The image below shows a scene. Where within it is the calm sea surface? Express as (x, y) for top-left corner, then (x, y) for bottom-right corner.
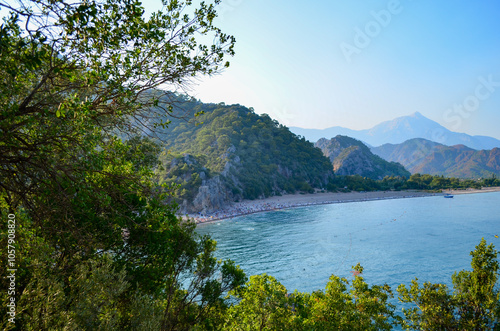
(196, 192), (500, 293)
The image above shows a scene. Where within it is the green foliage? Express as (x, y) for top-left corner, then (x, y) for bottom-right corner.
(325, 173), (495, 193)
(398, 239), (500, 330)
(224, 264), (398, 330)
(480, 174), (500, 188)
(304, 264), (397, 330)
(224, 274), (296, 330)
(0, 206), (164, 330)
(316, 136), (411, 180)
(155, 101), (334, 200)
(405, 173), (483, 190)
(0, 186), (246, 330)
(157, 153), (209, 202)
(451, 239), (500, 330)
(0, 0), (245, 329)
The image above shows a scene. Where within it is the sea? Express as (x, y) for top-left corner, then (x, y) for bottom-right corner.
(196, 191), (500, 293)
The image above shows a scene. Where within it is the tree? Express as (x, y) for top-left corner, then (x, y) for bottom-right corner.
(0, 0), (235, 221)
(224, 274), (296, 330)
(0, 0), (244, 329)
(305, 264), (398, 330)
(451, 238), (500, 329)
(398, 238), (500, 330)
(223, 265), (399, 331)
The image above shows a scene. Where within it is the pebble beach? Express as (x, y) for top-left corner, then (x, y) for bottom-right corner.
(185, 187), (500, 224)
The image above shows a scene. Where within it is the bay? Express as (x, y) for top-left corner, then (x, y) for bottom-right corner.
(196, 191), (500, 293)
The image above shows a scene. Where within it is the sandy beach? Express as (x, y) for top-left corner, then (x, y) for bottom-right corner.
(445, 186), (500, 195)
(187, 187), (500, 224)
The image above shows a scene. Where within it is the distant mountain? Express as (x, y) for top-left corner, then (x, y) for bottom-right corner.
(153, 95), (334, 214)
(315, 136), (410, 180)
(371, 138), (443, 172)
(291, 112), (500, 150)
(372, 138), (500, 178)
(291, 126), (368, 146)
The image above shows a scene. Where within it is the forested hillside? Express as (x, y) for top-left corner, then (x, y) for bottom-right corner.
(315, 136), (410, 180)
(154, 96), (334, 212)
(372, 138), (500, 178)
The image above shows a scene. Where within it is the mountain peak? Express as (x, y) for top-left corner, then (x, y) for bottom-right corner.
(410, 111), (424, 118)
(290, 112), (500, 149)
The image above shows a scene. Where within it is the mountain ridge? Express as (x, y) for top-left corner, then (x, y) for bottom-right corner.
(153, 95), (334, 214)
(290, 112), (500, 150)
(371, 138), (500, 178)
(315, 135), (410, 180)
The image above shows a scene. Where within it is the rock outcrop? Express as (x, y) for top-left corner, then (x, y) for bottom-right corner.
(192, 175), (232, 215)
(315, 135), (410, 179)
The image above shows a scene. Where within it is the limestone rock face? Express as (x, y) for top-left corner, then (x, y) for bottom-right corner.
(192, 176), (231, 215)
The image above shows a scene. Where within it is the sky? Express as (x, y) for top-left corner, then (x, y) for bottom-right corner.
(164, 0), (500, 139)
(3, 1), (500, 138)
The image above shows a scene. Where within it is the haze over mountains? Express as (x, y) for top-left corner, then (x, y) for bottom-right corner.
(290, 112), (500, 150)
(372, 139), (500, 179)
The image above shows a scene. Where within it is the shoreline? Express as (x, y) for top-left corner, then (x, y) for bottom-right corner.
(187, 187), (500, 225)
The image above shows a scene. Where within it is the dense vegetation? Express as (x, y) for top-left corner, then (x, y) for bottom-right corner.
(372, 138), (500, 179)
(327, 173), (500, 192)
(155, 97), (334, 202)
(316, 136), (411, 179)
(1, 1), (499, 330)
(221, 239), (500, 330)
(0, 1), (246, 329)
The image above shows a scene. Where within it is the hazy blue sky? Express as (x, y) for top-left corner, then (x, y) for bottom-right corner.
(159, 0), (499, 139)
(4, 1), (499, 138)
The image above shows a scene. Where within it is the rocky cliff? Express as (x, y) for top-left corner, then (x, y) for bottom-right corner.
(155, 98), (334, 213)
(315, 135), (410, 179)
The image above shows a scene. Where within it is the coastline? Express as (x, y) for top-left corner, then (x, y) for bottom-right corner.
(445, 186), (500, 195)
(187, 187), (500, 225)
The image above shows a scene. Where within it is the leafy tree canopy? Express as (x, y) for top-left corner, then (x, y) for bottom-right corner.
(0, 1), (246, 329)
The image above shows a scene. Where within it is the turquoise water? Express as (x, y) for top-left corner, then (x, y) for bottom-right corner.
(196, 192), (500, 293)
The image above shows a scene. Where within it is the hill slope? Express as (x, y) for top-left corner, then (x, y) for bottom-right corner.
(371, 138), (443, 172)
(372, 138), (500, 178)
(315, 136), (410, 180)
(291, 112), (500, 150)
(154, 96), (334, 213)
